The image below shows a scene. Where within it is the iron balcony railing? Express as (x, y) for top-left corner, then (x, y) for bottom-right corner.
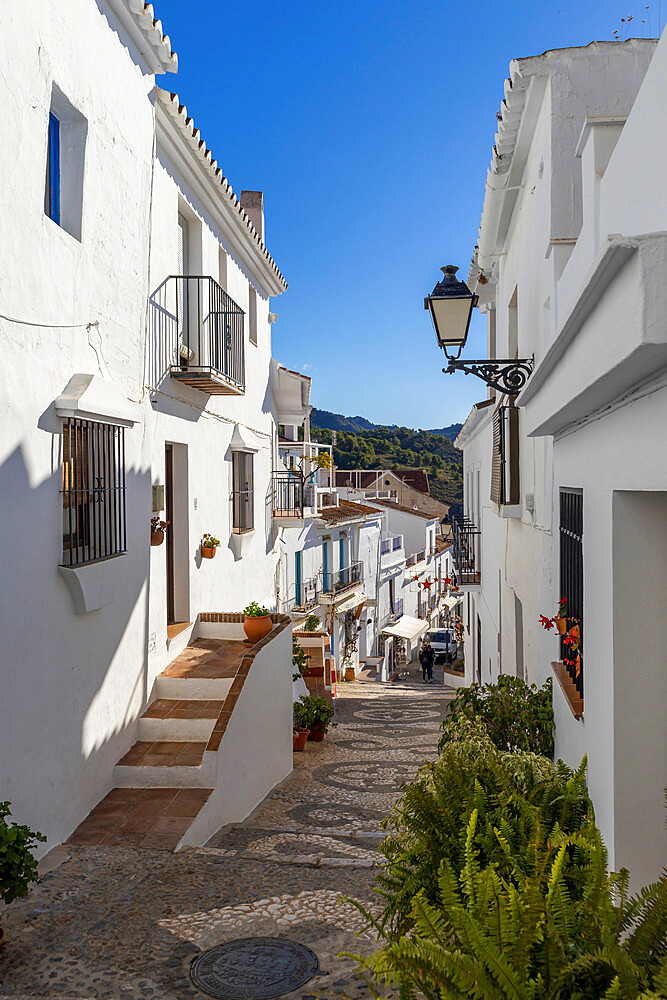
(451, 514), (481, 586)
(168, 275), (245, 392)
(295, 577), (319, 610)
(381, 535), (403, 556)
(321, 560), (363, 596)
(272, 471), (305, 519)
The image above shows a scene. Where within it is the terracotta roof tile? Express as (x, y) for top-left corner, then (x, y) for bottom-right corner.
(317, 499), (381, 524)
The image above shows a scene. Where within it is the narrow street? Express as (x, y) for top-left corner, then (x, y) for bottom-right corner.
(0, 666), (454, 1000)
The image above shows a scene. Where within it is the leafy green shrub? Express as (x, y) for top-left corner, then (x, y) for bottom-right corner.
(292, 636), (310, 681)
(303, 613), (321, 632)
(439, 674), (554, 759)
(243, 601), (270, 617)
(0, 802), (46, 905)
(352, 809), (667, 999)
(369, 720), (591, 937)
(292, 698), (310, 730)
(293, 694), (334, 731)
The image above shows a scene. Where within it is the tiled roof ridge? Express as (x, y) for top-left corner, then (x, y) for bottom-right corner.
(156, 89), (287, 291)
(124, 0), (178, 72)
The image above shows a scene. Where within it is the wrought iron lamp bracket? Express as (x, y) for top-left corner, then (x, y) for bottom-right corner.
(442, 356), (534, 396)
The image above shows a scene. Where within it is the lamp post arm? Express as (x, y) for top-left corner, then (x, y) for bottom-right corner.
(442, 357), (534, 396)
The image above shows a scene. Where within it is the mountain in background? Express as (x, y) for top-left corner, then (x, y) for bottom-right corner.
(310, 407), (462, 441)
(310, 408), (463, 506)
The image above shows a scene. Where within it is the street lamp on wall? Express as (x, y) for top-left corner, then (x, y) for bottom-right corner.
(425, 265), (534, 396)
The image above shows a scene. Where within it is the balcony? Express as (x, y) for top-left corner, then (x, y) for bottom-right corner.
(281, 577), (319, 617)
(451, 514), (481, 588)
(380, 597), (405, 627)
(320, 561), (363, 602)
(406, 549), (427, 568)
(272, 470), (305, 524)
(164, 275), (245, 395)
(380, 534), (404, 568)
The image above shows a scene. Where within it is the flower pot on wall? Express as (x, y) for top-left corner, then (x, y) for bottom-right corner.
(151, 531), (165, 546)
(293, 729), (309, 752)
(201, 546), (216, 560)
(243, 614), (273, 644)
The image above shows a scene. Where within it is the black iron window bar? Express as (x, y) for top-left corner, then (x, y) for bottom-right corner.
(171, 275), (245, 390)
(272, 470), (305, 517)
(559, 489), (584, 698)
(61, 417), (127, 566)
(450, 514), (481, 585)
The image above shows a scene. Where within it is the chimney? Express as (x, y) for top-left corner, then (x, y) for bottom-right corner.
(240, 190), (264, 242)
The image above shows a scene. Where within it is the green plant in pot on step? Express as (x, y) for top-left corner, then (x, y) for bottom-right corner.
(292, 698), (311, 751)
(243, 601), (273, 644)
(303, 613), (321, 633)
(201, 533), (220, 559)
(0, 802), (46, 947)
(295, 694), (335, 742)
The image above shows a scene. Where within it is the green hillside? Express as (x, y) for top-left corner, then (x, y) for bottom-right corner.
(311, 423), (463, 506)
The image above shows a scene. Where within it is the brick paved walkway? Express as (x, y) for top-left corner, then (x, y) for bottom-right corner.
(0, 663), (454, 999)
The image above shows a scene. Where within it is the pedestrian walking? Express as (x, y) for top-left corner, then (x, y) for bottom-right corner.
(419, 639), (434, 683)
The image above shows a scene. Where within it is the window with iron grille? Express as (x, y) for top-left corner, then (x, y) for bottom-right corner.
(559, 489), (583, 698)
(61, 418), (127, 566)
(232, 451), (254, 533)
(491, 405), (520, 505)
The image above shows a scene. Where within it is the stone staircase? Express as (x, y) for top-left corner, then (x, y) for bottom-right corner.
(68, 618), (292, 851)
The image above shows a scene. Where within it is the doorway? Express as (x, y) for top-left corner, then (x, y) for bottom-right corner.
(164, 442), (190, 632)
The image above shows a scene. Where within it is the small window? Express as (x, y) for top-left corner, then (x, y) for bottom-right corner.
(61, 418), (127, 565)
(45, 113), (60, 223)
(232, 450), (254, 533)
(249, 286), (257, 345)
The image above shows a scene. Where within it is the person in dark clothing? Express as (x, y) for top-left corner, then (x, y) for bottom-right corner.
(419, 639), (434, 683)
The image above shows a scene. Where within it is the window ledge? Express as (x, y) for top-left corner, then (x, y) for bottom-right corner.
(499, 504), (522, 519)
(230, 529), (255, 562)
(58, 557), (122, 614)
(551, 661), (583, 720)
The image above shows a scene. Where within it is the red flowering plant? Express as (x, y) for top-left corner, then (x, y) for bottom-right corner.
(538, 599), (581, 676)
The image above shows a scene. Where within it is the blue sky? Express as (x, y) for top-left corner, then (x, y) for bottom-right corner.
(154, 0), (662, 428)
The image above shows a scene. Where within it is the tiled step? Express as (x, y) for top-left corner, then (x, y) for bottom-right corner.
(139, 699), (223, 741)
(113, 740), (215, 788)
(67, 787), (213, 850)
(155, 675), (234, 701)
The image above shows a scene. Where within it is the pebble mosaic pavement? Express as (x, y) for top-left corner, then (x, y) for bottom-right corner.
(0, 662), (455, 999)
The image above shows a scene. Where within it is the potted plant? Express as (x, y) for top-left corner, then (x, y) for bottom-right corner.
(150, 516), (167, 546)
(303, 613), (321, 633)
(201, 533), (220, 559)
(243, 601), (273, 643)
(296, 694), (335, 742)
(0, 802), (46, 947)
(292, 699), (311, 752)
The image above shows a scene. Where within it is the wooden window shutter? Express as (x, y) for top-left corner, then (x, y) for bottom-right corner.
(506, 406), (520, 504)
(490, 408), (502, 504)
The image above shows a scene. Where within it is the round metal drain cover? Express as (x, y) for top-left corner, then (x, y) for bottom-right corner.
(190, 937), (319, 999)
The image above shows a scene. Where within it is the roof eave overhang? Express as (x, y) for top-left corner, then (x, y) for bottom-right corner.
(106, 0), (177, 74)
(155, 91), (287, 298)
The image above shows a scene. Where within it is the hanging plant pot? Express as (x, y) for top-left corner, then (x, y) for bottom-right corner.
(244, 614), (273, 644)
(201, 546), (216, 560)
(151, 531), (165, 547)
(293, 728), (310, 752)
(556, 617), (567, 636)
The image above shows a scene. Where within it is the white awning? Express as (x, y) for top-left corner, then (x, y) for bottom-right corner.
(443, 594), (463, 611)
(333, 588), (366, 614)
(382, 615), (429, 641)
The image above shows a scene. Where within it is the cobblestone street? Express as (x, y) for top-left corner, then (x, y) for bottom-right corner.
(0, 665), (454, 1000)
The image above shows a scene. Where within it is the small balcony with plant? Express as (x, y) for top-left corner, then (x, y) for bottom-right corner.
(150, 275), (245, 395)
(319, 561), (363, 603)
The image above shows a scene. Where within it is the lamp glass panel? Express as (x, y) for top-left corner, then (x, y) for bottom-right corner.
(430, 296), (472, 347)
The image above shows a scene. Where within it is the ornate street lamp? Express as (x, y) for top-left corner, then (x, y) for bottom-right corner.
(425, 265), (534, 396)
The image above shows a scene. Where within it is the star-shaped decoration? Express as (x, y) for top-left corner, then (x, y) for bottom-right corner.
(422, 579), (432, 591)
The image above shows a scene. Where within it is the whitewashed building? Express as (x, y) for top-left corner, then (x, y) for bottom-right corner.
(0, 0), (293, 854)
(453, 36), (666, 886)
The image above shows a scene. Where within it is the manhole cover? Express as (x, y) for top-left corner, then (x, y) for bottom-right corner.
(190, 937), (319, 999)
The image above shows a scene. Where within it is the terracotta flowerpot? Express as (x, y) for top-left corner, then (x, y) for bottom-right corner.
(151, 531), (164, 546)
(243, 614), (273, 644)
(307, 724), (326, 742)
(201, 546), (216, 559)
(293, 728), (309, 752)
(556, 617), (567, 636)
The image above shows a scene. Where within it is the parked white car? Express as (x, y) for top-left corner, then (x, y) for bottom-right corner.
(427, 628), (458, 662)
